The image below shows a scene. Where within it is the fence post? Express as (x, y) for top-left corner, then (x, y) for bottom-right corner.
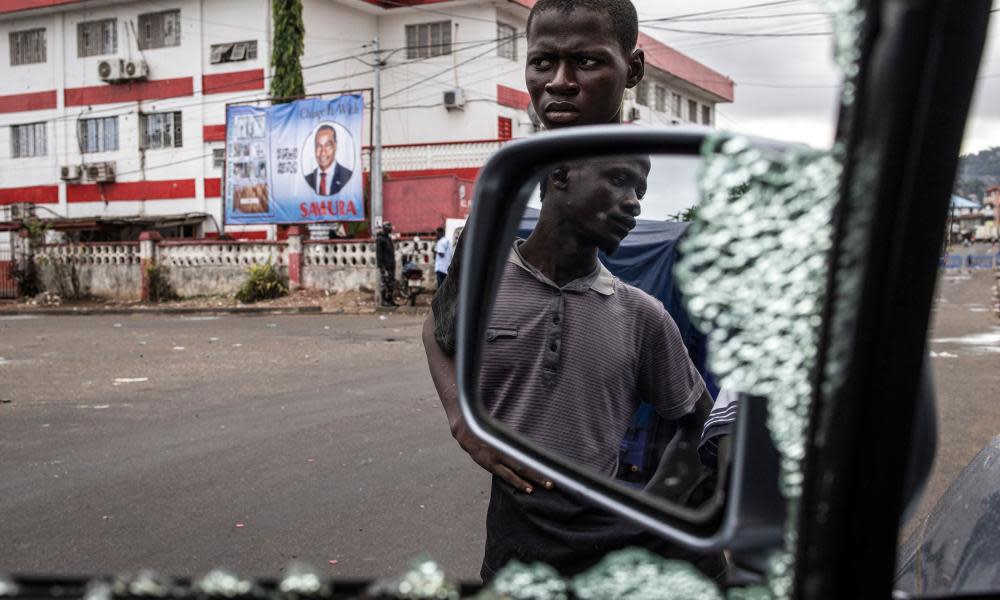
(139, 231), (162, 302)
(287, 226), (304, 291)
(13, 228), (31, 299)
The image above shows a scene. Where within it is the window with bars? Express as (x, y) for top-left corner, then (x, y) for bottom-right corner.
(498, 116), (513, 140)
(671, 93), (682, 118)
(702, 105), (712, 126)
(78, 19), (117, 57)
(210, 40), (258, 64)
(138, 10), (181, 50)
(140, 111), (183, 149)
(79, 117), (119, 154)
(405, 21), (452, 59)
(497, 22), (517, 61)
(10, 28), (46, 65)
(11, 123), (47, 158)
(654, 86), (666, 112)
(635, 81), (649, 106)
(688, 99), (698, 122)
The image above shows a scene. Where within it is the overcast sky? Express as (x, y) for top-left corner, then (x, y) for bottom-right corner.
(633, 0), (1000, 155)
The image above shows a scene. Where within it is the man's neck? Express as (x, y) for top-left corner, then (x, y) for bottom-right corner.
(519, 225), (599, 288)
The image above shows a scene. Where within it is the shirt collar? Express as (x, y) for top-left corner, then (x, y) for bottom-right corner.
(507, 239), (615, 295)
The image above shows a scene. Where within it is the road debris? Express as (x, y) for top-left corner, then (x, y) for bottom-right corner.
(114, 377), (149, 385)
(173, 346), (186, 351)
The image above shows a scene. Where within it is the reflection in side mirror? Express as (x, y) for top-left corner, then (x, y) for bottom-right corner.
(480, 153), (722, 509)
(457, 127), (792, 577)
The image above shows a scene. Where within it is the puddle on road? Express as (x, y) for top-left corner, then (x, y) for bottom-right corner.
(931, 327), (1000, 354)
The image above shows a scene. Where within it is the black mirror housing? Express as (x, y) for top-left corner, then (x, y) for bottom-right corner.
(455, 125), (790, 553)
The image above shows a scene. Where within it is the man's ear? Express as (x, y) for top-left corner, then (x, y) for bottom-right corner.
(626, 48), (645, 89)
(551, 166), (570, 191)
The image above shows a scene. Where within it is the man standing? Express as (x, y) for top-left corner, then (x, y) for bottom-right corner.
(375, 222), (397, 307)
(304, 125), (352, 196)
(422, 0), (719, 580)
(434, 227), (451, 287)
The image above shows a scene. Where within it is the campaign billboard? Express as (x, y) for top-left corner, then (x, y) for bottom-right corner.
(225, 95), (365, 224)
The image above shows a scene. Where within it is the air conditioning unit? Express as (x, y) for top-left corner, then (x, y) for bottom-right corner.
(628, 107), (641, 122)
(123, 59), (149, 80)
(60, 165), (82, 181)
(98, 58), (124, 82)
(9, 203), (35, 220)
(86, 161), (116, 183)
(443, 89), (466, 110)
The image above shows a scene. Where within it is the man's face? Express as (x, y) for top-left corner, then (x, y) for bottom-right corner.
(544, 157), (650, 254)
(526, 8), (643, 130)
(315, 129), (336, 171)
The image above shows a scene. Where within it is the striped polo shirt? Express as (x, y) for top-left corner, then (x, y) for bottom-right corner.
(480, 243), (707, 477)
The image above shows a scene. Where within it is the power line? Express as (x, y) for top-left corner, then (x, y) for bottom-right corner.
(644, 25), (830, 37)
(40, 35), (510, 129)
(669, 12), (830, 21)
(374, 0), (516, 25)
(639, 0), (808, 24)
(382, 39), (507, 99)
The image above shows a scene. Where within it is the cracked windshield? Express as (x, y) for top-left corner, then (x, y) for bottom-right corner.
(1, 0), (997, 596)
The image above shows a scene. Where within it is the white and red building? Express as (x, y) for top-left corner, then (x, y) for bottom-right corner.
(0, 0), (734, 242)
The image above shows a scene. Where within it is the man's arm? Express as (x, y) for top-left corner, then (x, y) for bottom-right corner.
(421, 315), (550, 494)
(643, 389), (714, 502)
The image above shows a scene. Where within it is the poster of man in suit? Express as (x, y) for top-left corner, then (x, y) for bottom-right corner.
(225, 95), (364, 225)
(304, 124), (353, 196)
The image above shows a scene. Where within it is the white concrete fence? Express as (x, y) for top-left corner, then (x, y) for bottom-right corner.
(28, 231), (436, 301)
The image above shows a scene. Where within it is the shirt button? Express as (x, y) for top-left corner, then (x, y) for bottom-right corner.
(549, 340), (559, 352)
(552, 315), (560, 325)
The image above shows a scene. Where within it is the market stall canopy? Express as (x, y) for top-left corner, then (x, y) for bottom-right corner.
(951, 195), (981, 210)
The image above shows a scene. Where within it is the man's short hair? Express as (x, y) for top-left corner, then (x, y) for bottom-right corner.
(316, 124), (337, 143)
(527, 0), (639, 55)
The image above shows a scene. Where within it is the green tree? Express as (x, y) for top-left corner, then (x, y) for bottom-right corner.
(270, 0), (305, 103)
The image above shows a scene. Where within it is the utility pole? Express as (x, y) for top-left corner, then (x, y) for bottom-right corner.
(372, 37), (384, 234)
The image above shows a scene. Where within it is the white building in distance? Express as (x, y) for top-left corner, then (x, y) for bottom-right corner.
(0, 0), (734, 242)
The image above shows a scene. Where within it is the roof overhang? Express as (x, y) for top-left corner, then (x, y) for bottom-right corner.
(637, 32), (735, 103)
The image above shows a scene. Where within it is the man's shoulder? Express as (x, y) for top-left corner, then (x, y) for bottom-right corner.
(610, 279), (667, 316)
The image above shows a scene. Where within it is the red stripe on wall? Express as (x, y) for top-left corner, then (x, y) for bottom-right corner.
(218, 231), (267, 240)
(202, 69), (265, 95)
(67, 179), (196, 203)
(0, 185), (59, 205)
(203, 125), (226, 142)
(0, 0), (83, 14)
(65, 77), (194, 107)
(497, 84), (531, 110)
(0, 90), (57, 114)
(205, 178), (222, 198)
(386, 167), (480, 181)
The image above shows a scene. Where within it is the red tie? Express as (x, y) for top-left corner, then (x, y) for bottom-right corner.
(319, 172), (327, 195)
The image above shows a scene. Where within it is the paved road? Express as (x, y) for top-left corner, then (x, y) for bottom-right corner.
(903, 268), (1000, 539)
(1, 268), (996, 582)
(0, 312), (490, 581)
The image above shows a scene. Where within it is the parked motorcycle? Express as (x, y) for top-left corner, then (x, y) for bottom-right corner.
(394, 254), (424, 307)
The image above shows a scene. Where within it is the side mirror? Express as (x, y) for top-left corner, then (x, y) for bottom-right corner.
(455, 126), (798, 555)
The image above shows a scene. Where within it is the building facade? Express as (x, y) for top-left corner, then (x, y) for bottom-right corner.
(0, 0), (734, 242)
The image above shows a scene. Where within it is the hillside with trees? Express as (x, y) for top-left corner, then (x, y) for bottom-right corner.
(954, 146), (1000, 202)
